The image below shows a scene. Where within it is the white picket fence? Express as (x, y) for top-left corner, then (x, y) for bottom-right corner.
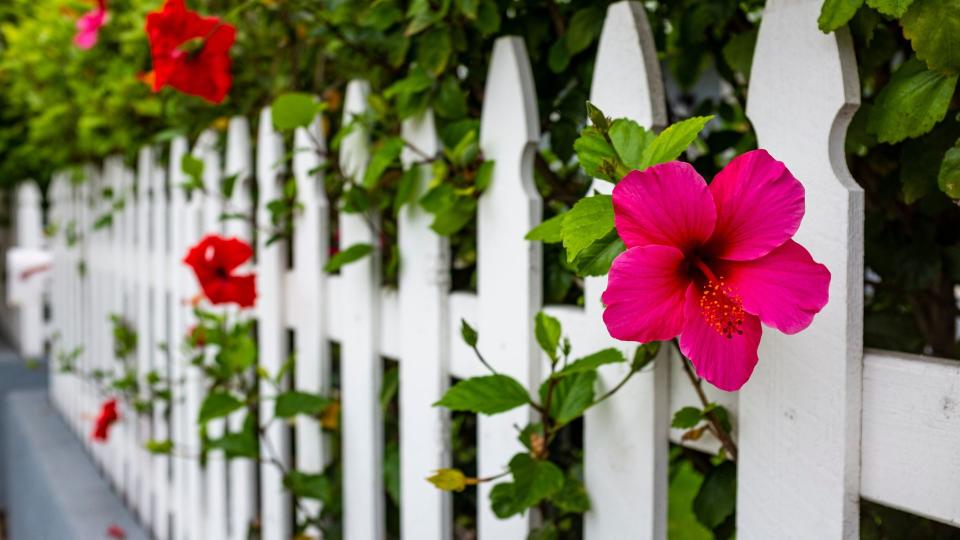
(36, 1), (960, 539)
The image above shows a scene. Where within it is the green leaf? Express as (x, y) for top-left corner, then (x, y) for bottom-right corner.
(938, 144), (960, 198)
(181, 154), (204, 191)
(548, 40), (570, 73)
(207, 417), (258, 459)
(394, 166), (421, 215)
(899, 123), (959, 202)
(275, 390), (331, 418)
(221, 334), (256, 371)
(631, 342), (661, 371)
(475, 0), (501, 35)
(434, 75), (468, 119)
(639, 116), (713, 169)
(609, 119), (654, 170)
(573, 126), (619, 182)
(534, 311), (562, 360)
(693, 461), (737, 529)
(417, 27), (453, 75)
(460, 318), (478, 347)
(429, 196), (476, 236)
(384, 68), (434, 99)
(271, 93), (321, 131)
(490, 482), (525, 518)
(722, 28), (758, 78)
(671, 406), (704, 429)
(145, 439), (173, 454)
(380, 364), (399, 412)
(198, 391), (244, 424)
(866, 0), (915, 17)
(562, 195), (614, 263)
(324, 243), (373, 272)
(550, 473), (591, 513)
(475, 160), (494, 192)
(284, 471), (332, 501)
(565, 6), (604, 54)
(427, 468), (468, 492)
(529, 524), (559, 540)
(384, 441), (401, 505)
(363, 137), (405, 188)
(901, 0), (960, 74)
(570, 228), (625, 277)
(559, 348), (625, 376)
(525, 213), (565, 243)
(543, 370), (597, 425)
(817, 0), (864, 32)
(509, 453), (565, 507)
(434, 374), (530, 414)
(867, 59), (958, 143)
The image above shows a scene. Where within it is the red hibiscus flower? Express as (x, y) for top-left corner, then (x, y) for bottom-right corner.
(183, 235), (257, 308)
(145, 0), (235, 104)
(91, 399), (119, 442)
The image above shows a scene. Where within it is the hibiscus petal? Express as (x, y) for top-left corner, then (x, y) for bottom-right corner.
(715, 240), (830, 335)
(213, 236), (254, 271)
(612, 162), (716, 252)
(680, 283), (762, 392)
(601, 245), (690, 342)
(707, 149), (804, 261)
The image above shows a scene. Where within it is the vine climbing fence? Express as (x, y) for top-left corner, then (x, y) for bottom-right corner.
(26, 0), (960, 539)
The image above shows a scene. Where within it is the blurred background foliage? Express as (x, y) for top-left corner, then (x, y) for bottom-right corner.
(0, 0), (958, 538)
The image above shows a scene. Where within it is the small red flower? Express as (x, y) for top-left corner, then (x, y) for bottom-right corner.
(91, 399), (119, 442)
(145, 0), (235, 104)
(106, 524), (126, 539)
(183, 235), (256, 308)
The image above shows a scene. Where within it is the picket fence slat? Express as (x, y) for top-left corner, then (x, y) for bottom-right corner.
(398, 110), (451, 540)
(861, 350), (960, 526)
(35, 1), (960, 538)
(742, 0), (863, 538)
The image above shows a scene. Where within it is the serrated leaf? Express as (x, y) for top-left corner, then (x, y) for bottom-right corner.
(639, 116), (713, 169)
(866, 0), (915, 17)
(534, 311), (562, 360)
(722, 28), (758, 78)
(559, 348), (625, 376)
(525, 213), (565, 243)
(901, 0), (960, 74)
(693, 461), (737, 529)
(275, 390), (331, 418)
(818, 0), (864, 32)
(550, 474), (591, 513)
(570, 228), (625, 277)
(867, 58), (958, 143)
(324, 243), (373, 272)
(574, 127), (618, 182)
(272, 93), (321, 131)
(562, 195), (614, 263)
(671, 406), (703, 429)
(511, 454), (564, 504)
(434, 374), (530, 414)
(609, 119), (654, 170)
(198, 391), (244, 424)
(541, 370), (597, 426)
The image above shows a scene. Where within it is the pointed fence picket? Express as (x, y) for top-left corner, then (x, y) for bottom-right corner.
(38, 1), (960, 539)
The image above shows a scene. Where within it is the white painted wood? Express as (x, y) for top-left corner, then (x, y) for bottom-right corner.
(339, 79), (385, 540)
(256, 106), (293, 540)
(477, 37), (541, 539)
(135, 148), (155, 525)
(149, 153), (172, 540)
(861, 350), (960, 526)
(224, 116), (257, 540)
(197, 129), (230, 540)
(13, 182), (44, 359)
(741, 1), (862, 538)
(398, 110), (451, 540)
(291, 109), (330, 533)
(582, 4), (670, 539)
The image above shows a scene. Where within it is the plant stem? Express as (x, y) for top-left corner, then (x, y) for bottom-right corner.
(677, 347), (738, 462)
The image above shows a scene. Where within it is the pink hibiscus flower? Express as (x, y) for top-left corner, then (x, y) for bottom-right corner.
(601, 149), (830, 391)
(74, 0), (107, 50)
